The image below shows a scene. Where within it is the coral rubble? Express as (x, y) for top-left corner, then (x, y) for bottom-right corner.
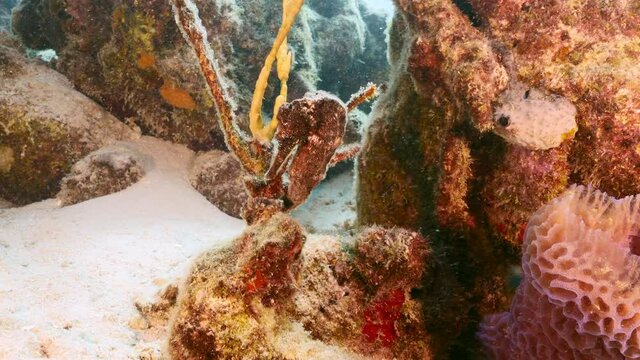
(480, 185), (640, 359)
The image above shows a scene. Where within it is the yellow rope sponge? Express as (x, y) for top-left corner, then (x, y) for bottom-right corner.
(249, 0), (303, 144)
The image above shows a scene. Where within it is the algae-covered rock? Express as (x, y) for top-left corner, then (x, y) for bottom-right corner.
(468, 0), (640, 198)
(189, 150), (249, 218)
(168, 212), (306, 359)
(356, 6), (514, 358)
(169, 210), (434, 359)
(57, 143), (146, 206)
(357, 0), (640, 357)
(11, 0), (388, 151)
(0, 197), (13, 209)
(294, 228), (433, 359)
(0, 36), (134, 205)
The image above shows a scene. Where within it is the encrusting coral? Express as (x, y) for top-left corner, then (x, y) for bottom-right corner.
(479, 185), (640, 359)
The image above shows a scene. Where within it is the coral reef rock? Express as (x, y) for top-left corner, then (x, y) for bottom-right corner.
(189, 150), (248, 218)
(0, 35), (134, 205)
(0, 198), (13, 209)
(294, 227), (433, 359)
(169, 211), (434, 359)
(168, 212), (308, 359)
(357, 4), (515, 356)
(358, 2), (640, 354)
(11, 0), (388, 150)
(482, 144), (570, 245)
(480, 185), (640, 360)
(359, 0), (640, 242)
(468, 0), (640, 215)
(57, 143), (146, 206)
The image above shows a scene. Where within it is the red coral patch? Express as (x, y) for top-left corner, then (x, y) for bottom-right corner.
(362, 288), (405, 347)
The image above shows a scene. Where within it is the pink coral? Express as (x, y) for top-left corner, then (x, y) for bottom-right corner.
(479, 185), (640, 359)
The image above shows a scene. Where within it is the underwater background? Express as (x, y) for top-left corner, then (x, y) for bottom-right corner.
(1, 0), (640, 359)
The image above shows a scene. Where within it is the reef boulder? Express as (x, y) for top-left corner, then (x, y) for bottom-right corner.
(188, 150), (249, 218)
(294, 227), (433, 359)
(359, 0), (640, 242)
(0, 36), (135, 205)
(168, 212), (308, 359)
(56, 143), (146, 206)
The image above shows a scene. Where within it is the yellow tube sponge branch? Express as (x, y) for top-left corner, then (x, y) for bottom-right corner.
(249, 0), (303, 144)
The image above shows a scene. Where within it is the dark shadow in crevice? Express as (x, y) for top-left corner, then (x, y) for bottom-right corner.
(452, 0), (483, 28)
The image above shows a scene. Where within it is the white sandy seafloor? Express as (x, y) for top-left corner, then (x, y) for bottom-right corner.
(0, 137), (356, 359)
